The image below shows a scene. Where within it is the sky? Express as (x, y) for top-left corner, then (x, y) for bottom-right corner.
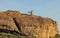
(0, 0), (60, 31)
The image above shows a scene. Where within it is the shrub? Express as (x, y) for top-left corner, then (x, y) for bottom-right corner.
(53, 34), (60, 38)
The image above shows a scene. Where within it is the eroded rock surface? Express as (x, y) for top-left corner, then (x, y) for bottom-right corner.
(0, 10), (58, 38)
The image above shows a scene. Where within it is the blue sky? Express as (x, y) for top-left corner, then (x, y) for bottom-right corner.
(0, 0), (60, 31)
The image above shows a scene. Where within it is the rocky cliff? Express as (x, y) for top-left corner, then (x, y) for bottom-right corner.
(0, 10), (58, 38)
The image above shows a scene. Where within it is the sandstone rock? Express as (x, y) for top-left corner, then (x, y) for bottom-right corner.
(12, 14), (58, 38)
(43, 18), (58, 38)
(0, 13), (19, 32)
(0, 10), (58, 38)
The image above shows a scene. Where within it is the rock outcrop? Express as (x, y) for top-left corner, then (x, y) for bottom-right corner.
(0, 10), (58, 38)
(0, 15), (19, 32)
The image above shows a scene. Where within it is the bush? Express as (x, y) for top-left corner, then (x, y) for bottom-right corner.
(53, 34), (60, 38)
(0, 32), (27, 38)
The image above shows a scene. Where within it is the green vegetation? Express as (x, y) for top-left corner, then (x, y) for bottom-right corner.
(53, 34), (60, 38)
(0, 32), (27, 38)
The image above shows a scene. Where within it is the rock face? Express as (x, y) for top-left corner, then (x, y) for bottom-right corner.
(0, 15), (19, 32)
(0, 10), (58, 38)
